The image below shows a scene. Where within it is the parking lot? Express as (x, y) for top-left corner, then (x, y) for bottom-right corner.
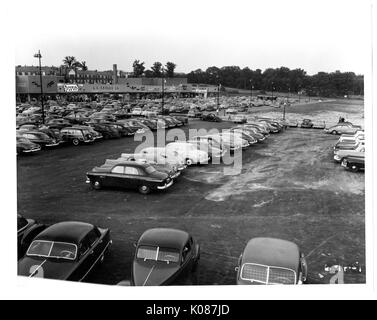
(17, 100), (365, 285)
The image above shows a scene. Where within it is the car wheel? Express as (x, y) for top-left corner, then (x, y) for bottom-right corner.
(186, 158), (193, 166)
(331, 130), (338, 135)
(72, 138), (80, 146)
(351, 165), (359, 172)
(138, 185), (150, 195)
(92, 180), (101, 190)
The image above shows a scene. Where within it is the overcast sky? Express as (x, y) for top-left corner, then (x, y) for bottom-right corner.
(13, 0), (370, 75)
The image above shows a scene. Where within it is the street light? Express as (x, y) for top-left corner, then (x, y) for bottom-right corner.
(271, 82), (274, 100)
(33, 50), (45, 124)
(161, 67), (166, 114)
(217, 80), (220, 110)
(249, 80), (254, 110)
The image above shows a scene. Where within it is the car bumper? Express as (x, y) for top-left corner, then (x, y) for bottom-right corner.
(22, 147), (41, 153)
(334, 155), (341, 162)
(157, 179), (174, 190)
(45, 142), (60, 147)
(177, 165), (187, 171)
(171, 172), (181, 179)
(341, 160), (348, 168)
(84, 139), (95, 143)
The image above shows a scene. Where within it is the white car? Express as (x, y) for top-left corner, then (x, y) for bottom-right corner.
(191, 136), (227, 153)
(338, 131), (365, 143)
(334, 144), (365, 162)
(132, 107), (143, 116)
(219, 132), (249, 149)
(187, 140), (225, 159)
(138, 147), (187, 171)
(165, 142), (210, 165)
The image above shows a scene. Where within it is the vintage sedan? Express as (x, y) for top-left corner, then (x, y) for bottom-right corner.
(334, 144), (365, 162)
(232, 126), (266, 142)
(139, 147), (187, 171)
(18, 214), (46, 259)
(60, 127), (95, 146)
(187, 140), (225, 159)
(235, 237), (308, 285)
(17, 131), (60, 148)
(225, 129), (257, 145)
(165, 142), (210, 165)
(86, 161), (174, 194)
(219, 132), (249, 149)
(201, 113), (222, 122)
(18, 221), (111, 281)
(16, 136), (41, 155)
(130, 228), (200, 286)
(324, 123), (361, 135)
(341, 156), (365, 172)
(301, 119), (314, 128)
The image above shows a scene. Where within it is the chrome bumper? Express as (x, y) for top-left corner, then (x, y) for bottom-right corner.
(157, 179), (174, 190)
(23, 147), (41, 153)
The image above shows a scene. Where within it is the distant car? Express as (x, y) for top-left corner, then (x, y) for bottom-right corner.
(232, 127), (266, 142)
(218, 132), (249, 150)
(333, 144), (365, 162)
(233, 115), (247, 124)
(18, 221), (111, 281)
(17, 214), (46, 260)
(60, 127), (95, 146)
(325, 124), (361, 135)
(16, 136), (41, 155)
(17, 131), (60, 148)
(88, 123), (121, 139)
(130, 228), (200, 286)
(225, 130), (257, 145)
(165, 142), (210, 165)
(188, 110), (202, 118)
(187, 140), (225, 159)
(86, 161), (174, 194)
(46, 119), (72, 130)
(235, 238), (308, 285)
(341, 156), (365, 172)
(170, 115), (188, 125)
(334, 140), (365, 151)
(72, 125), (103, 140)
(201, 113), (222, 122)
(301, 119), (314, 128)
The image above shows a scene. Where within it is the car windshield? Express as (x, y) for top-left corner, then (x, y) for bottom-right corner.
(137, 245), (180, 264)
(240, 263), (296, 285)
(27, 240), (77, 260)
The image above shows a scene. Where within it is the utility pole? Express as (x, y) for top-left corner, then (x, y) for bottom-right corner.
(34, 50), (45, 124)
(249, 80), (253, 110)
(161, 68), (165, 114)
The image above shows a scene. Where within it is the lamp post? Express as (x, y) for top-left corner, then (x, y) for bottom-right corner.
(217, 82), (220, 110)
(34, 50), (45, 124)
(249, 80), (254, 111)
(271, 82), (274, 101)
(161, 67), (165, 114)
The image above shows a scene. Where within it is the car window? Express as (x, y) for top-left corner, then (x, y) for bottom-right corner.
(124, 166), (139, 175)
(111, 166), (124, 174)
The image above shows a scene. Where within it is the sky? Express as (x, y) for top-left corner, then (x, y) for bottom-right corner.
(12, 0), (371, 75)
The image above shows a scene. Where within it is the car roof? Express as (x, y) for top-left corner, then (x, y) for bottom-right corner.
(35, 221), (95, 244)
(138, 228), (190, 250)
(242, 237), (300, 272)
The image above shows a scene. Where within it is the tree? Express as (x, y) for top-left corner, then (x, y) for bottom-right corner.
(165, 62), (176, 77)
(79, 61), (88, 71)
(151, 62), (163, 77)
(132, 60), (145, 77)
(62, 56), (77, 69)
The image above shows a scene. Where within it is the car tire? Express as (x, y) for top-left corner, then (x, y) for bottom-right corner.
(331, 130), (338, 135)
(139, 185), (150, 195)
(186, 158), (193, 166)
(92, 180), (101, 190)
(72, 138), (80, 146)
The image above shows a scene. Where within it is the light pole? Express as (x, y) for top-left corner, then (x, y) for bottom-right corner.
(34, 50), (45, 124)
(249, 80), (254, 110)
(161, 67), (165, 114)
(271, 82), (274, 101)
(217, 81), (220, 110)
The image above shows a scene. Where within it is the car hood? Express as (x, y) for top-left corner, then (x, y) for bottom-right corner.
(149, 170), (169, 180)
(18, 256), (77, 280)
(132, 260), (180, 286)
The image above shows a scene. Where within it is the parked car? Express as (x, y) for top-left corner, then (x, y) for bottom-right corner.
(201, 113), (222, 122)
(16, 136), (41, 155)
(224, 129), (257, 145)
(138, 147), (187, 171)
(233, 115), (247, 124)
(325, 123), (361, 135)
(187, 140), (225, 160)
(72, 125), (103, 140)
(86, 161), (174, 194)
(235, 237), (308, 285)
(129, 228), (200, 286)
(114, 155), (181, 179)
(244, 123), (270, 135)
(301, 119), (314, 128)
(341, 156), (365, 172)
(188, 110), (202, 118)
(17, 214), (46, 260)
(18, 221), (111, 281)
(88, 123), (121, 139)
(60, 127), (95, 146)
(191, 135), (227, 154)
(165, 142), (210, 165)
(17, 131), (60, 148)
(334, 140), (365, 151)
(338, 130), (364, 142)
(218, 132), (249, 150)
(46, 119), (72, 130)
(232, 127), (266, 142)
(170, 115), (188, 125)
(334, 144), (365, 162)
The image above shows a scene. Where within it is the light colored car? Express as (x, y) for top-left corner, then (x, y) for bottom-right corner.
(132, 107), (143, 116)
(325, 124), (361, 135)
(225, 129), (257, 145)
(191, 135), (227, 153)
(187, 140), (225, 159)
(338, 131), (364, 143)
(219, 132), (249, 149)
(334, 144), (365, 162)
(165, 142), (210, 165)
(202, 134), (243, 152)
(138, 147), (187, 171)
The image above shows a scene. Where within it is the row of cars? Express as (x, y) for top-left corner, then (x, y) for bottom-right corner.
(85, 118), (285, 194)
(18, 216), (307, 285)
(333, 129), (365, 172)
(16, 114), (189, 155)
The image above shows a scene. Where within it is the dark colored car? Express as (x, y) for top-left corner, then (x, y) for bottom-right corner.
(170, 115), (188, 125)
(201, 113), (222, 122)
(88, 123), (121, 139)
(18, 221), (112, 281)
(130, 228), (200, 286)
(16, 136), (41, 155)
(301, 119), (314, 128)
(107, 123), (133, 137)
(46, 119), (72, 130)
(17, 214), (46, 260)
(72, 125), (103, 140)
(18, 131), (60, 148)
(341, 156), (365, 172)
(164, 116), (183, 127)
(235, 237), (307, 285)
(86, 161), (174, 194)
(137, 119), (158, 131)
(60, 127), (95, 146)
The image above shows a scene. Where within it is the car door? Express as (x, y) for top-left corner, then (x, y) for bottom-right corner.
(174, 239), (194, 285)
(105, 165), (126, 188)
(122, 165), (141, 189)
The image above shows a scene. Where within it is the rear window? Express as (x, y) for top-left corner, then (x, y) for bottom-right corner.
(137, 245), (180, 264)
(241, 263), (296, 285)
